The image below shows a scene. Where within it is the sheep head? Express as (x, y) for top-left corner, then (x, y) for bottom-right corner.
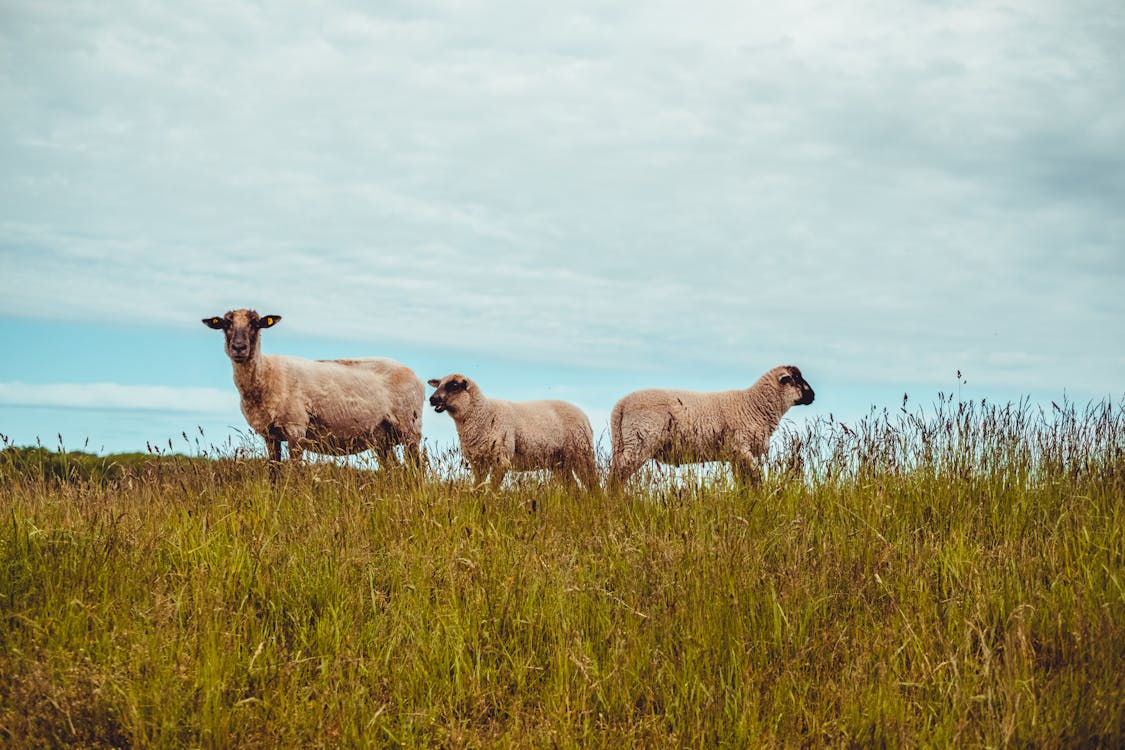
(427, 374), (474, 415)
(774, 365), (815, 406)
(202, 309), (281, 364)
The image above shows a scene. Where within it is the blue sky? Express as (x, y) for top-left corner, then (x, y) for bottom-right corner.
(1, 0), (1122, 456)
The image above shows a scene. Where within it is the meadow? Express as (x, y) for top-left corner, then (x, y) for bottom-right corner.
(1, 395), (1122, 748)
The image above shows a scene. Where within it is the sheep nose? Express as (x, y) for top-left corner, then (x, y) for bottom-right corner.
(428, 395), (440, 406)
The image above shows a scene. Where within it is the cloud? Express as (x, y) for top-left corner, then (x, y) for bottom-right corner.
(1, 0), (1122, 401)
(0, 381), (239, 415)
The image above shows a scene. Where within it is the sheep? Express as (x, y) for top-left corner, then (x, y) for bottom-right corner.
(609, 365), (814, 489)
(203, 309), (424, 470)
(427, 373), (599, 491)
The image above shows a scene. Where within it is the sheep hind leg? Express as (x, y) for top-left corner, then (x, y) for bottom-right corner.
(401, 438), (423, 474)
(398, 424), (425, 481)
(608, 451), (644, 495)
(553, 462), (580, 491)
(553, 469), (573, 489)
(574, 454), (601, 494)
(373, 437), (399, 475)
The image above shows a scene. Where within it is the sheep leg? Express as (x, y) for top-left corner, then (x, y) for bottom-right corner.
(280, 421), (310, 466)
(575, 454), (601, 493)
(485, 437), (515, 492)
(470, 461), (492, 489)
(488, 462), (508, 492)
(401, 438), (423, 474)
(609, 419), (655, 492)
(266, 436), (282, 463)
(731, 455), (763, 487)
(401, 416), (424, 474)
(266, 435), (283, 482)
(373, 437), (399, 473)
(553, 465), (579, 490)
(374, 422), (414, 473)
(608, 452), (644, 493)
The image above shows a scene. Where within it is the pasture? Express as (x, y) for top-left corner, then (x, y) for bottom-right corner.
(1, 396), (1122, 747)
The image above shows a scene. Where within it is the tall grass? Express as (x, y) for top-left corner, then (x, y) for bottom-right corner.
(1, 397), (1122, 747)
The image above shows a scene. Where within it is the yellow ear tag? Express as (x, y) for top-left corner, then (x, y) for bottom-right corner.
(265, 317), (274, 326)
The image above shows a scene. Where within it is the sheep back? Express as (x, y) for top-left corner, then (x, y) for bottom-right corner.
(245, 355), (422, 455)
(611, 388), (762, 465)
(486, 399), (594, 471)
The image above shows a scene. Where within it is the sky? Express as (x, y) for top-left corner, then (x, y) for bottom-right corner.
(1, 0), (1122, 457)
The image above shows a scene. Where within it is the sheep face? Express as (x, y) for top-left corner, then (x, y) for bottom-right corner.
(777, 366), (815, 406)
(202, 309), (281, 364)
(427, 374), (473, 415)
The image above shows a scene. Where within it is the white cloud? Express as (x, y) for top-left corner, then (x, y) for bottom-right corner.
(1, 0), (1122, 402)
(0, 382), (239, 415)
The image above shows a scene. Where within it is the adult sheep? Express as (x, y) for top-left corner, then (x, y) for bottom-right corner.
(428, 373), (599, 491)
(609, 365), (814, 489)
(203, 309), (424, 470)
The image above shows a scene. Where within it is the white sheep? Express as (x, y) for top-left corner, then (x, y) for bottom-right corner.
(203, 309), (424, 469)
(609, 365), (814, 488)
(427, 373), (599, 490)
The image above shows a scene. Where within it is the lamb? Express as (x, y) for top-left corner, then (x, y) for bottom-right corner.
(427, 373), (599, 491)
(203, 309), (424, 470)
(609, 365), (814, 489)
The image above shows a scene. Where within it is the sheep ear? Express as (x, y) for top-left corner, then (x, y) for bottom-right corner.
(457, 379), (469, 390)
(427, 379), (441, 388)
(778, 373), (792, 385)
(202, 316), (228, 330)
(257, 314), (282, 329)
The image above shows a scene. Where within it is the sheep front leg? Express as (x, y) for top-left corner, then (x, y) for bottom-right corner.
(731, 452), (763, 487)
(266, 436), (283, 463)
(279, 420), (309, 466)
(266, 435), (283, 483)
(486, 451), (512, 491)
(469, 460), (493, 490)
(485, 435), (515, 492)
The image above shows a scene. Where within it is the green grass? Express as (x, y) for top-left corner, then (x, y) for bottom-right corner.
(1, 397), (1122, 747)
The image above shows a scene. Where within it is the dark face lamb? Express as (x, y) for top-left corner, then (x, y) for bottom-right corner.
(778, 366), (815, 406)
(427, 374), (472, 415)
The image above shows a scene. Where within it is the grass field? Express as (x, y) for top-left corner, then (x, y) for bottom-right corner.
(1, 396), (1122, 748)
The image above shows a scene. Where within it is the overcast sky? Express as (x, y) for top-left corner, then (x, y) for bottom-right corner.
(1, 0), (1122, 455)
